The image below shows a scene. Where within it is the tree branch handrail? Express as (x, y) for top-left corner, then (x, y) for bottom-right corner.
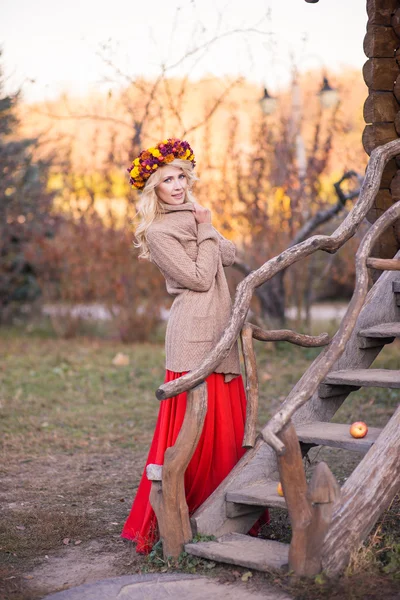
(156, 139), (400, 402)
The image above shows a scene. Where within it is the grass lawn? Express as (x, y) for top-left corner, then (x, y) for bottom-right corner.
(0, 325), (399, 599)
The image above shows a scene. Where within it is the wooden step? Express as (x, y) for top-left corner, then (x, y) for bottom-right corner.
(295, 421), (382, 453)
(357, 322), (399, 348)
(185, 532), (289, 572)
(226, 481), (286, 513)
(324, 369), (400, 389)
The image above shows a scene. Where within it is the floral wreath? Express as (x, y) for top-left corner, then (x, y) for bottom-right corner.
(127, 138), (196, 189)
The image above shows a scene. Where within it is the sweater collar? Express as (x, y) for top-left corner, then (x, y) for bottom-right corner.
(159, 201), (195, 214)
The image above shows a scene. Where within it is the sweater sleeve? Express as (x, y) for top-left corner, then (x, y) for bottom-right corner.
(213, 228), (236, 267)
(147, 223), (219, 292)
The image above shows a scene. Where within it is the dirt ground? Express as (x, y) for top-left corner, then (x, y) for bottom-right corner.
(1, 332), (399, 600)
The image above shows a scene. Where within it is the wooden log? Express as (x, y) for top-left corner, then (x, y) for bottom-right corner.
(277, 421), (312, 574)
(391, 7), (400, 37)
(367, 0), (399, 27)
(375, 188), (394, 210)
(364, 26), (399, 58)
(362, 123), (398, 155)
(323, 405), (400, 576)
(394, 74), (400, 103)
(363, 58), (399, 90)
(367, 257), (400, 269)
(364, 92), (399, 123)
(379, 159), (397, 186)
(395, 110), (400, 135)
(156, 139), (400, 402)
(304, 462), (341, 576)
(277, 422), (340, 576)
(150, 383), (208, 558)
(240, 323), (259, 449)
(390, 168), (400, 197)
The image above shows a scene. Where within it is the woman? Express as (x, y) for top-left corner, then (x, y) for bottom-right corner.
(121, 138), (256, 553)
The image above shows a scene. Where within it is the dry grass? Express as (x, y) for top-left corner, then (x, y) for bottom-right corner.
(0, 325), (399, 599)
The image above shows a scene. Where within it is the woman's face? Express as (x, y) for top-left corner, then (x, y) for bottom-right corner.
(155, 165), (188, 205)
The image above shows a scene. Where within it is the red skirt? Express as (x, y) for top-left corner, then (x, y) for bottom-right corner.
(121, 370), (251, 553)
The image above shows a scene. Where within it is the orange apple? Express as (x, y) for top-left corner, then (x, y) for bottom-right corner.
(350, 421), (368, 438)
(277, 482), (284, 497)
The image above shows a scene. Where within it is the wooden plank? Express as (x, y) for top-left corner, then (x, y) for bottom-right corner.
(363, 58), (399, 90)
(324, 369), (400, 388)
(226, 481), (287, 509)
(364, 92), (399, 123)
(323, 405), (400, 576)
(295, 422), (382, 453)
(185, 533), (289, 571)
(359, 322), (400, 337)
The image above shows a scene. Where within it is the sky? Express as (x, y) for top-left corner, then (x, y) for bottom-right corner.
(1, 0), (367, 103)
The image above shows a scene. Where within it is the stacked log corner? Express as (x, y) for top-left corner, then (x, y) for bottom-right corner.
(364, 0), (400, 263)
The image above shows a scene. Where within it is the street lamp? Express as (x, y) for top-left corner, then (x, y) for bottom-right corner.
(318, 76), (340, 109)
(259, 87), (278, 115)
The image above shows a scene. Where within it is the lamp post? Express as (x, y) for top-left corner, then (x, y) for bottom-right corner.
(259, 73), (339, 179)
(259, 87), (278, 115)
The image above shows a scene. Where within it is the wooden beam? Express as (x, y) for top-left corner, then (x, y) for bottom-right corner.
(323, 405), (400, 576)
(150, 383), (208, 558)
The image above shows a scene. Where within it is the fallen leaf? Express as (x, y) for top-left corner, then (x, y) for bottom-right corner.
(63, 538), (70, 545)
(112, 353), (130, 366)
(261, 372), (272, 381)
(16, 525), (25, 531)
(74, 540), (82, 545)
(119, 498), (125, 502)
(241, 571), (253, 582)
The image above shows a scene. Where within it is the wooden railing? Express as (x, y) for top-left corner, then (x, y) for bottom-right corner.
(148, 139), (400, 562)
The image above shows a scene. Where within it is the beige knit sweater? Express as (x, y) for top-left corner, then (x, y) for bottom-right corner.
(146, 201), (241, 381)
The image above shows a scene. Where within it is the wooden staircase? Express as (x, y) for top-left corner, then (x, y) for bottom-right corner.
(184, 270), (400, 574)
(149, 144), (400, 577)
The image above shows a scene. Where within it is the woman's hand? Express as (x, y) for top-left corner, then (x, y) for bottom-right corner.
(193, 202), (212, 224)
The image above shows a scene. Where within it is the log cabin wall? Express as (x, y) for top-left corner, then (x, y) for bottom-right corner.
(363, 0), (400, 259)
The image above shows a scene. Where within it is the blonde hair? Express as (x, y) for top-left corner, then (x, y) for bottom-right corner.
(133, 158), (198, 259)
